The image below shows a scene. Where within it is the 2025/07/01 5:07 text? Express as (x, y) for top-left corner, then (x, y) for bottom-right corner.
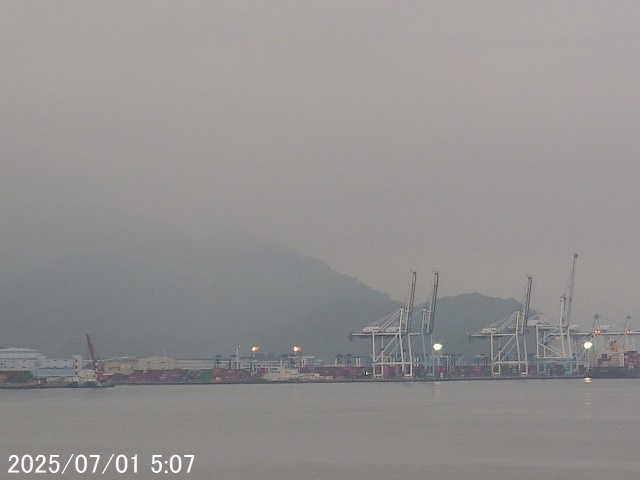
(7, 454), (195, 475)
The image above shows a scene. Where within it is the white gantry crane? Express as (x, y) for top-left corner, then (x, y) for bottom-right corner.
(534, 253), (578, 373)
(351, 269), (426, 378)
(470, 275), (533, 376)
(410, 270), (439, 375)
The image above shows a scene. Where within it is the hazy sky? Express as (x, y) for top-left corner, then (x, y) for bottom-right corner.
(2, 2), (639, 326)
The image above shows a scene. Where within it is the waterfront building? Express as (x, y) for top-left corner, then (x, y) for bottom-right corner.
(0, 347), (81, 382)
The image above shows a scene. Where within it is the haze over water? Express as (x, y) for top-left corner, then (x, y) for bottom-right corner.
(2, 380), (639, 480)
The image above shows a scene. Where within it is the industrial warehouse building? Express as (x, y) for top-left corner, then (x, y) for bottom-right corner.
(0, 348), (81, 383)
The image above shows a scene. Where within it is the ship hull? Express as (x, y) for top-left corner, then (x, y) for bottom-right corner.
(587, 367), (640, 379)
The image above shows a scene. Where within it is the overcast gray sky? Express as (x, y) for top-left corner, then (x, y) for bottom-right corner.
(2, 1), (639, 325)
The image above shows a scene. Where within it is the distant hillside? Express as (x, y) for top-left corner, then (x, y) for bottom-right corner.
(0, 249), (526, 362)
(0, 207), (527, 361)
(0, 226), (398, 359)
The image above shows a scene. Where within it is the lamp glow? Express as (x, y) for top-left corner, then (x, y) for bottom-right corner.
(583, 341), (593, 350)
(433, 343), (443, 352)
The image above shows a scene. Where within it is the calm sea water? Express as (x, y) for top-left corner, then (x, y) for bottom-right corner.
(1, 379), (639, 479)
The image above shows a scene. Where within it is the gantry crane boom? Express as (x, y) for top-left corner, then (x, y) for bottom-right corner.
(403, 270), (417, 334)
(562, 253), (577, 328)
(423, 271), (439, 335)
(519, 275), (532, 335)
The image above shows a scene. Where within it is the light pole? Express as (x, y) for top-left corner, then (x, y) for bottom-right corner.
(433, 343), (443, 377)
(584, 341), (593, 374)
(251, 345), (259, 374)
(236, 345), (242, 370)
(293, 346), (301, 372)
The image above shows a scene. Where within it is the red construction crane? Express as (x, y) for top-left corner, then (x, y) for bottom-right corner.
(86, 334), (108, 383)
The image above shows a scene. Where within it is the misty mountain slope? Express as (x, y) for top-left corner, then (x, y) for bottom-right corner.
(0, 214), (529, 361)
(0, 233), (394, 358)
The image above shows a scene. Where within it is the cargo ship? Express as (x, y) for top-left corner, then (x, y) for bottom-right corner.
(586, 347), (640, 378)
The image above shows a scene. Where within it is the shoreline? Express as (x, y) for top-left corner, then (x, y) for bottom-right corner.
(0, 374), (605, 389)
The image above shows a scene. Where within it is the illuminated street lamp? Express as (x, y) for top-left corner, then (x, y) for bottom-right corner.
(293, 346), (302, 371)
(250, 346), (259, 374)
(433, 343), (444, 377)
(584, 341), (593, 373)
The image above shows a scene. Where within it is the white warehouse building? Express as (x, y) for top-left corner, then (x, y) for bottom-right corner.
(0, 348), (43, 372)
(0, 348), (81, 379)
